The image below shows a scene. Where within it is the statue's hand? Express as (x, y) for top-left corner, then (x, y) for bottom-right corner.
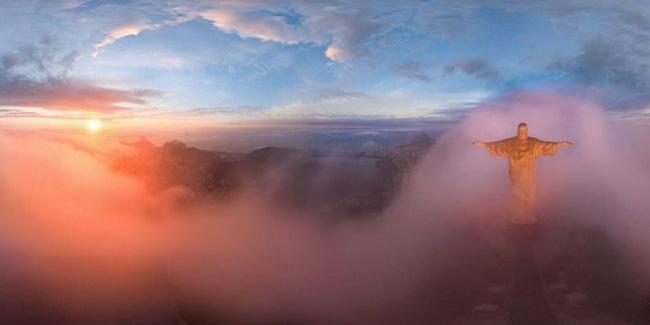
(559, 141), (573, 148)
(472, 141), (487, 148)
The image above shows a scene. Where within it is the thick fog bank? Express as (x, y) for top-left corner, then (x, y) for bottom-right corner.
(0, 91), (649, 322)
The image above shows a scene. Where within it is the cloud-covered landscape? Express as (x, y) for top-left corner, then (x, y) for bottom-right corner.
(2, 1), (650, 324)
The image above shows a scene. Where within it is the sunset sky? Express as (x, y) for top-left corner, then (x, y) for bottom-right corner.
(1, 0), (650, 130)
(4, 2), (650, 323)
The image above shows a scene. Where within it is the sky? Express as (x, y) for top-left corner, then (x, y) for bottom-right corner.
(1, 0), (650, 131)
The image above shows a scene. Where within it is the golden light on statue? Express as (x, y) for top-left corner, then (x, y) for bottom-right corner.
(84, 118), (104, 134)
(472, 122), (573, 224)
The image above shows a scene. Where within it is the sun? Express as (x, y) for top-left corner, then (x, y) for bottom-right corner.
(84, 118), (104, 134)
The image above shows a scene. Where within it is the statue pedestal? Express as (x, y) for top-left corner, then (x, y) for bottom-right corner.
(506, 223), (559, 325)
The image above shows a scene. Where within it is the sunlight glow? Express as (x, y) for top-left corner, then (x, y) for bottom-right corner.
(84, 118), (104, 133)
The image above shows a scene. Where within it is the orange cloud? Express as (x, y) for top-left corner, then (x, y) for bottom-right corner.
(0, 79), (161, 112)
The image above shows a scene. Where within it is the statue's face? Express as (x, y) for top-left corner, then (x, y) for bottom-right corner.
(517, 124), (528, 140)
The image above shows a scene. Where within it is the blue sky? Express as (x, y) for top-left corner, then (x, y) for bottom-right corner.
(1, 0), (649, 126)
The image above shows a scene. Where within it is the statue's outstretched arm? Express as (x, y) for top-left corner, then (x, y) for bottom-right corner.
(472, 139), (510, 157)
(472, 140), (487, 148)
(535, 140), (573, 157)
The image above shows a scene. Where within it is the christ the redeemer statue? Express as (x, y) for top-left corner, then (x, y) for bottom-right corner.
(473, 123), (573, 224)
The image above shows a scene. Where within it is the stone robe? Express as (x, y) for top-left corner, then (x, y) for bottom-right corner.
(485, 137), (561, 223)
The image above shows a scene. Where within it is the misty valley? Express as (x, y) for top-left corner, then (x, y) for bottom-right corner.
(3, 1), (650, 324)
(2, 93), (650, 324)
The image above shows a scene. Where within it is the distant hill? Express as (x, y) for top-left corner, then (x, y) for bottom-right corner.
(114, 133), (435, 217)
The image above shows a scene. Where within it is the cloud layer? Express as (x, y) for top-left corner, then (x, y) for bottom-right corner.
(4, 0), (650, 120)
(0, 39), (160, 112)
(1, 91), (650, 322)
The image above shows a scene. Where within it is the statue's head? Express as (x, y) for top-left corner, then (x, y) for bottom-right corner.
(517, 122), (528, 140)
